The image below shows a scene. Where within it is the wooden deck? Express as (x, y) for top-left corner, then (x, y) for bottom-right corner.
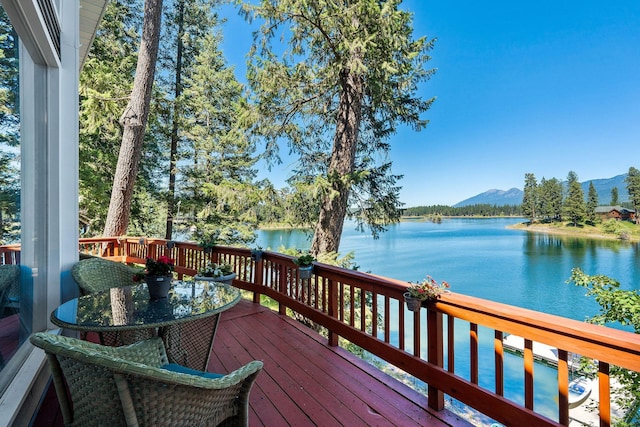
(32, 299), (471, 426)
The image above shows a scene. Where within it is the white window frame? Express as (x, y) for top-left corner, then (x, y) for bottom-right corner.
(0, 0), (79, 424)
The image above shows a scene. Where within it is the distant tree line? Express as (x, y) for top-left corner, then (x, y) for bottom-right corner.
(402, 204), (522, 217)
(522, 168), (640, 226)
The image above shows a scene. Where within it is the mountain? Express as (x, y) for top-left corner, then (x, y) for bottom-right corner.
(454, 188), (523, 207)
(453, 174), (629, 207)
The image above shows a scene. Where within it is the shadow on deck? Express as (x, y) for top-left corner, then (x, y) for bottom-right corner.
(32, 299), (472, 426)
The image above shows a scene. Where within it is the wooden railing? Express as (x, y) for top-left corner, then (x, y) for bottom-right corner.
(7, 237), (640, 426)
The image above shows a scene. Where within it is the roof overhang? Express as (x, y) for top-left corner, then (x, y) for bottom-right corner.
(1, 0), (108, 69)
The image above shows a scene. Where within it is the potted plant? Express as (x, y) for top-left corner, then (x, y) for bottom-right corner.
(195, 262), (236, 285)
(404, 276), (450, 312)
(139, 255), (175, 299)
(251, 247), (263, 262)
(293, 253), (315, 280)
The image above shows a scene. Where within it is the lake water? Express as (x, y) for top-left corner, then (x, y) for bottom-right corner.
(257, 217), (640, 322)
(257, 218), (640, 423)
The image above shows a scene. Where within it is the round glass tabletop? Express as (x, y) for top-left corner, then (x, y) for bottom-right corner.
(51, 280), (241, 332)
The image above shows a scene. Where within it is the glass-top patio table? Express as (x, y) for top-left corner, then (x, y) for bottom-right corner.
(50, 280), (241, 371)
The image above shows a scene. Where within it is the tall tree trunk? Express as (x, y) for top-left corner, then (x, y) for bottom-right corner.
(165, 0), (185, 240)
(310, 67), (362, 255)
(103, 0), (163, 237)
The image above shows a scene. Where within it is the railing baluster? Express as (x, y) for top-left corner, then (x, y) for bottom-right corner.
(360, 289), (366, 332)
(447, 315), (455, 373)
(413, 309), (420, 357)
(557, 349), (569, 425)
(384, 296), (390, 343)
(524, 339), (534, 410)
(470, 322), (479, 384)
(427, 306), (445, 410)
(372, 291), (378, 337)
(398, 297), (405, 351)
(495, 330), (504, 396)
(599, 361), (611, 427)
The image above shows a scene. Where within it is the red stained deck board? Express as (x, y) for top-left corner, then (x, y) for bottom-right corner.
(32, 299), (469, 427)
(213, 300), (465, 427)
(220, 315), (355, 426)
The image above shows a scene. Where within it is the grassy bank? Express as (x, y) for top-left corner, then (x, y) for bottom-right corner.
(507, 220), (640, 242)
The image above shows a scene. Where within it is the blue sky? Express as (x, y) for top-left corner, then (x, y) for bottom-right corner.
(218, 1), (640, 207)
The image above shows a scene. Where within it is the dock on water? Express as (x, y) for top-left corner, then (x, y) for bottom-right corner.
(502, 334), (562, 366)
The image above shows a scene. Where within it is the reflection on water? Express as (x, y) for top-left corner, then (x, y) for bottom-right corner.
(258, 218), (639, 321)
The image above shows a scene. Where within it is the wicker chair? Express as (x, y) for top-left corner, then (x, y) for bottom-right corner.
(30, 332), (263, 427)
(0, 264), (20, 317)
(71, 257), (138, 295)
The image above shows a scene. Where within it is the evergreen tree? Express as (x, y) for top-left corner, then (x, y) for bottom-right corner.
(538, 177), (563, 222)
(179, 27), (259, 246)
(103, 0), (164, 238)
(522, 173), (538, 222)
(0, 6), (19, 243)
(79, 1), (150, 235)
(563, 171), (586, 226)
(586, 181), (599, 225)
(626, 167), (640, 225)
(610, 187), (619, 206)
(244, 0), (436, 255)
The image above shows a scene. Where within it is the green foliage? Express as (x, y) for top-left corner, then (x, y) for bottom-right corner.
(522, 173), (538, 221)
(0, 7), (19, 244)
(79, 0), (166, 235)
(563, 171), (586, 226)
(567, 268), (640, 420)
(611, 187), (620, 205)
(244, 0), (435, 247)
(538, 177), (563, 222)
(626, 167), (640, 224)
(586, 182), (599, 225)
(402, 204), (522, 217)
(601, 218), (622, 235)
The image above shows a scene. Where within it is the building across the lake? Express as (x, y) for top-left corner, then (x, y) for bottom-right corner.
(594, 206), (636, 221)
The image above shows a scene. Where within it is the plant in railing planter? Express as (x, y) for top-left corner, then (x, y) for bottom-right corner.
(293, 253), (316, 280)
(195, 262), (236, 285)
(404, 276), (450, 312)
(251, 247), (263, 262)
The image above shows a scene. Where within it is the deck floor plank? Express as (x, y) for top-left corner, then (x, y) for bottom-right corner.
(32, 299), (471, 427)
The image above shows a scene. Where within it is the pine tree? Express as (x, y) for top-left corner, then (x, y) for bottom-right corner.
(563, 171), (586, 226)
(103, 0), (164, 238)
(626, 167), (640, 224)
(244, 0), (436, 255)
(586, 182), (599, 225)
(610, 187), (619, 206)
(178, 28), (259, 246)
(522, 173), (538, 222)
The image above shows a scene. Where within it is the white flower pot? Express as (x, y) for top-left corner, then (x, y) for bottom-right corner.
(194, 272), (236, 286)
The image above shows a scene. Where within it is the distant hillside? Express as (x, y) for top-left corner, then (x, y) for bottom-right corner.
(454, 188), (523, 207)
(452, 174), (629, 207)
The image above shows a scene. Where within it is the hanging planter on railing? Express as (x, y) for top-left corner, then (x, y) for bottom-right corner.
(293, 252), (315, 280)
(404, 276), (450, 312)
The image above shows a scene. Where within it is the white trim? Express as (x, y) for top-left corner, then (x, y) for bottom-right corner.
(1, 0), (61, 66)
(0, 345), (48, 427)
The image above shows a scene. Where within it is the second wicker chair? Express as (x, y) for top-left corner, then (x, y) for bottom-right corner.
(30, 332), (263, 426)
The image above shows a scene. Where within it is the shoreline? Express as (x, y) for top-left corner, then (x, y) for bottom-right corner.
(507, 221), (640, 242)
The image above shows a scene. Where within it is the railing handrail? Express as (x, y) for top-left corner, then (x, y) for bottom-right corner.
(4, 236), (637, 426)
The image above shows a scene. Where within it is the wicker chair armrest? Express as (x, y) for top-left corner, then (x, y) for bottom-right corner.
(30, 333), (168, 367)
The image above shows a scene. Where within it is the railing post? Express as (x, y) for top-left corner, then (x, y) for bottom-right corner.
(253, 258), (263, 304)
(327, 278), (338, 346)
(278, 264), (287, 316)
(427, 304), (445, 411)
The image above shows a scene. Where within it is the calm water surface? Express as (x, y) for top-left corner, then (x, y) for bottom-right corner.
(257, 218), (640, 422)
(258, 217), (640, 321)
